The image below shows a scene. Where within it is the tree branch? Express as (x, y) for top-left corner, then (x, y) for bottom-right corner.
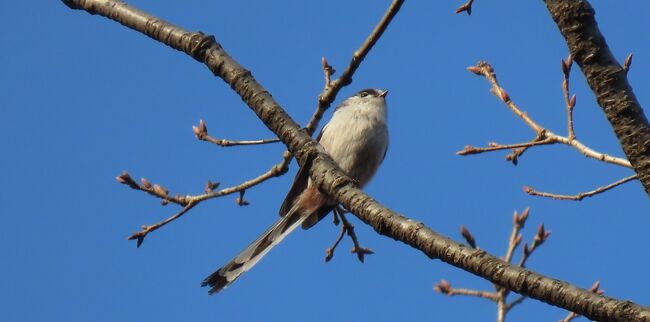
(466, 61), (632, 169)
(303, 0), (405, 135)
(63, 1), (650, 320)
(524, 174), (639, 201)
(193, 119), (280, 147)
(544, 0), (650, 198)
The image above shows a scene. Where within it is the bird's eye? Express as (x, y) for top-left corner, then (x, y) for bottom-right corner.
(360, 92), (368, 97)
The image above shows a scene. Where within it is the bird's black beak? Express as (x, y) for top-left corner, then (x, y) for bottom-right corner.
(379, 89), (389, 98)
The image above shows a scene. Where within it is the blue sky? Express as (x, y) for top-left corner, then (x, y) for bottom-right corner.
(1, 1), (648, 321)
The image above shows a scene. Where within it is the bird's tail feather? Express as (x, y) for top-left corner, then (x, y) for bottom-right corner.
(201, 205), (306, 294)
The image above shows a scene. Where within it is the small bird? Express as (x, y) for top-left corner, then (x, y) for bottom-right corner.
(202, 88), (390, 294)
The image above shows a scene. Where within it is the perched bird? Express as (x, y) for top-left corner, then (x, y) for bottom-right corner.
(202, 88), (390, 294)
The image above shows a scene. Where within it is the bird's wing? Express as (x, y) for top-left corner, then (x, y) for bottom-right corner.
(279, 164), (310, 217)
(201, 205), (307, 295)
(279, 124), (328, 217)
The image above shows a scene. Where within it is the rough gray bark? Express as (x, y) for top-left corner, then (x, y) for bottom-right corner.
(544, 0), (650, 198)
(63, 1), (650, 321)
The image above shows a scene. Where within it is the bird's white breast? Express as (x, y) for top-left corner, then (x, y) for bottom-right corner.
(317, 99), (388, 187)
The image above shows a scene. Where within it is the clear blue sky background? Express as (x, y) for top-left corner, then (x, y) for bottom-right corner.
(1, 1), (648, 321)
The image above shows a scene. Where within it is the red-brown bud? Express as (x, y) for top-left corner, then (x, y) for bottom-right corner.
(140, 178), (152, 189)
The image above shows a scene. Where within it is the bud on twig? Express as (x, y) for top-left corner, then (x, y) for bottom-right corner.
(153, 184), (169, 198)
(460, 225), (476, 248)
(434, 280), (452, 294)
(467, 65), (482, 75)
(116, 171), (138, 189)
(568, 94), (576, 109)
(140, 178), (152, 189)
(236, 190), (250, 206)
(205, 180), (220, 193)
(623, 53), (633, 72)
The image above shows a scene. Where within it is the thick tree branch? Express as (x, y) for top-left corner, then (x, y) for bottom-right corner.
(544, 0), (650, 198)
(63, 1), (649, 320)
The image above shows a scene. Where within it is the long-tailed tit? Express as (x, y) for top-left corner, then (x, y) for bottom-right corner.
(202, 88), (390, 294)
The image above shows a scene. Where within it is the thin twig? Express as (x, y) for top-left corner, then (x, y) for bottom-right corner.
(434, 280), (498, 301)
(496, 209), (529, 321)
(561, 55), (577, 141)
(203, 136), (280, 147)
(465, 61), (631, 168)
(116, 172), (188, 206)
(504, 208), (528, 264)
(524, 174), (639, 201)
(119, 154), (291, 246)
(438, 209), (543, 322)
(458, 139), (554, 156)
(325, 208), (373, 262)
(518, 224), (551, 268)
(505, 295), (527, 312)
(304, 0), (405, 135)
(127, 202), (196, 247)
(325, 223), (346, 262)
(338, 208), (374, 263)
(192, 119), (280, 147)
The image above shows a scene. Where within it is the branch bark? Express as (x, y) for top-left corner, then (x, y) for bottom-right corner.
(63, 1), (650, 320)
(544, 0), (650, 198)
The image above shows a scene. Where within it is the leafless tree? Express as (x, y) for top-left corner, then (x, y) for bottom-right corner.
(63, 0), (649, 321)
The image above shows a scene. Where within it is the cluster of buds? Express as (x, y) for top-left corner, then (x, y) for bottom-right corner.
(116, 171), (139, 189)
(523, 224), (551, 257)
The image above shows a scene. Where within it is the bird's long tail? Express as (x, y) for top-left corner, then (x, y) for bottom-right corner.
(201, 205), (306, 294)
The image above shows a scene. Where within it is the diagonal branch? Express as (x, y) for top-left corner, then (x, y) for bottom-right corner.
(63, 1), (649, 320)
(303, 0), (405, 135)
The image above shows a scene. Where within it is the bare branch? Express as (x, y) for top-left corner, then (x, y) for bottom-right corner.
(64, 1), (650, 320)
(303, 0), (405, 135)
(518, 224), (551, 268)
(465, 61), (631, 168)
(119, 156), (291, 246)
(524, 174), (638, 201)
(192, 119), (280, 147)
(127, 202), (196, 247)
(324, 223), (346, 262)
(434, 280), (498, 301)
(457, 139), (554, 156)
(504, 208), (528, 264)
(116, 172), (188, 206)
(544, 0), (650, 197)
(561, 55), (577, 141)
(325, 208), (373, 262)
